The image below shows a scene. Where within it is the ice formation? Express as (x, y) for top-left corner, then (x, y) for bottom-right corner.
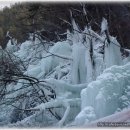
(0, 17), (129, 128)
(104, 36), (122, 68)
(77, 62), (130, 125)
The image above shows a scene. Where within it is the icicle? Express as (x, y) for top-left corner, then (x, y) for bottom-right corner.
(70, 16), (87, 84)
(67, 29), (73, 45)
(72, 18), (80, 44)
(84, 26), (94, 83)
(104, 37), (122, 68)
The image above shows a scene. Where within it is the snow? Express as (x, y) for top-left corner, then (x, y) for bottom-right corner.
(73, 106), (96, 126)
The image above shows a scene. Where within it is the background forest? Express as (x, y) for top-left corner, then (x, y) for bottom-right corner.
(0, 3), (130, 49)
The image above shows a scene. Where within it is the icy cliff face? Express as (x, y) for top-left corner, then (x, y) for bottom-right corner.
(74, 62), (130, 125)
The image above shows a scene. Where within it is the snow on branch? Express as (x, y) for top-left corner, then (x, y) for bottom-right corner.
(6, 31), (12, 39)
(124, 48), (130, 54)
(58, 17), (71, 26)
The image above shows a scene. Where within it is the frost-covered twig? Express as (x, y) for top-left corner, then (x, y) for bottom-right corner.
(6, 31), (12, 39)
(124, 49), (130, 54)
(58, 17), (71, 25)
